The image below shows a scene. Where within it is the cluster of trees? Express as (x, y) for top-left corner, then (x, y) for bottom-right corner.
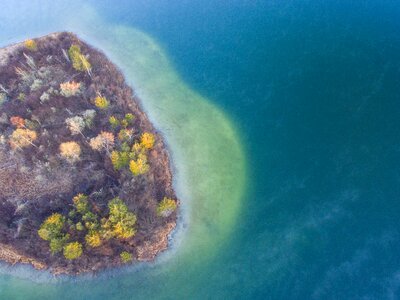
(38, 213), (73, 258)
(9, 39), (178, 264)
(109, 113), (134, 129)
(38, 193), (176, 261)
(8, 39), (157, 181)
(7, 115), (38, 150)
(38, 194), (137, 260)
(110, 131), (155, 176)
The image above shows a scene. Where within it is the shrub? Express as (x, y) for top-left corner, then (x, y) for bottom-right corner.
(17, 93), (25, 101)
(76, 222), (84, 231)
(89, 131), (115, 152)
(25, 119), (39, 130)
(120, 251), (132, 263)
(40, 92), (50, 102)
(117, 114), (133, 128)
(129, 154), (149, 176)
(63, 242), (83, 260)
(10, 116), (25, 128)
(24, 39), (37, 51)
(157, 197), (177, 217)
(79, 54), (92, 74)
(85, 231), (102, 248)
(60, 81), (81, 97)
(0, 93), (6, 106)
(82, 109), (96, 127)
(120, 119), (129, 128)
(102, 197), (137, 240)
(9, 128), (37, 149)
(30, 79), (43, 91)
(124, 113), (135, 123)
(68, 45), (91, 72)
(94, 96), (109, 109)
(65, 116), (85, 135)
(72, 194), (89, 214)
(68, 209), (77, 219)
(59, 141), (81, 162)
(38, 213), (65, 241)
(140, 132), (155, 150)
(109, 116), (120, 128)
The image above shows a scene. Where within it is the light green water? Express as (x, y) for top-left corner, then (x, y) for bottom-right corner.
(0, 4), (247, 299)
(72, 5), (247, 264)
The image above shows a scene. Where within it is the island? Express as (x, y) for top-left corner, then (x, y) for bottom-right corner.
(0, 32), (179, 274)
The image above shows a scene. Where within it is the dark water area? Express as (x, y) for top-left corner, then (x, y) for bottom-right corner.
(89, 1), (400, 298)
(2, 0), (400, 298)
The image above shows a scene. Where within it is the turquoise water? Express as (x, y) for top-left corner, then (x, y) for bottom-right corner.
(1, 1), (400, 299)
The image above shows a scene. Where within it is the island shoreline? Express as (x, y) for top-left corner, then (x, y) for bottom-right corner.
(0, 32), (179, 275)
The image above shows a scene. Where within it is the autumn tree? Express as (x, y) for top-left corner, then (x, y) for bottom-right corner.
(118, 128), (134, 142)
(120, 251), (132, 263)
(10, 116), (25, 128)
(89, 131), (115, 153)
(109, 116), (120, 128)
(140, 132), (155, 149)
(68, 45), (91, 74)
(157, 197), (177, 217)
(72, 194), (89, 214)
(110, 150), (130, 170)
(24, 39), (37, 51)
(60, 81), (81, 97)
(129, 154), (149, 176)
(85, 231), (102, 248)
(9, 128), (37, 149)
(38, 213), (65, 241)
(65, 116), (85, 135)
(94, 96), (109, 109)
(63, 242), (83, 260)
(38, 213), (70, 254)
(59, 141), (81, 162)
(49, 234), (70, 254)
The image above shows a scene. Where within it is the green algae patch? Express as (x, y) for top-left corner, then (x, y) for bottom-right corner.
(71, 15), (247, 265)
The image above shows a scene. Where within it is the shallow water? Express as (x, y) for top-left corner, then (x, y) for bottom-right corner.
(1, 1), (400, 299)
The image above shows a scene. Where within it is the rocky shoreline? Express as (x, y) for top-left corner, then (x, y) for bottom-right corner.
(0, 32), (178, 274)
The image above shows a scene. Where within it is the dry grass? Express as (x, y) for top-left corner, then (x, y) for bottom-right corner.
(0, 150), (73, 201)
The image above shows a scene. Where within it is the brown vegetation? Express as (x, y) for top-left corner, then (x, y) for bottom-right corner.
(0, 32), (178, 274)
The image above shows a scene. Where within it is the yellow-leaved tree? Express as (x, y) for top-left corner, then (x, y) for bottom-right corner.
(102, 197), (137, 240)
(68, 44), (91, 73)
(63, 242), (83, 260)
(9, 128), (37, 149)
(59, 141), (81, 162)
(129, 154), (149, 176)
(140, 132), (155, 149)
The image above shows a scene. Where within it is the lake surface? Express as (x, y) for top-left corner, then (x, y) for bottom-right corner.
(1, 1), (400, 299)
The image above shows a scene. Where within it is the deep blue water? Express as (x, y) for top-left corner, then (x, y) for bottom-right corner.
(2, 1), (400, 299)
